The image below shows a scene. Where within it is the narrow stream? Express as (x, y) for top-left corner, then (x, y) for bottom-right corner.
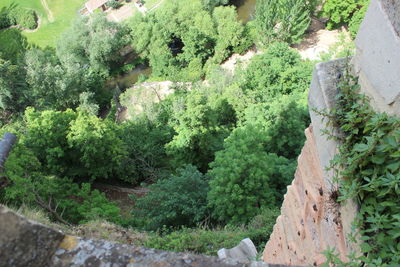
(111, 0), (256, 87)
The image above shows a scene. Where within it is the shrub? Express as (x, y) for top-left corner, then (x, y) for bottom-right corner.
(255, 0), (317, 44)
(132, 165), (210, 230)
(106, 0), (122, 9)
(0, 11), (11, 29)
(207, 125), (295, 224)
(8, 8), (38, 30)
(322, 0), (369, 31)
(145, 207), (280, 255)
(2, 143), (121, 224)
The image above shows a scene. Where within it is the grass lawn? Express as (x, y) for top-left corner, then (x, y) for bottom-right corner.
(0, 0), (86, 48)
(145, 0), (164, 10)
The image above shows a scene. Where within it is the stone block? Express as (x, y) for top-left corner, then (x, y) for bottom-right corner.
(354, 0), (400, 106)
(0, 205), (64, 267)
(308, 58), (347, 190)
(218, 238), (258, 263)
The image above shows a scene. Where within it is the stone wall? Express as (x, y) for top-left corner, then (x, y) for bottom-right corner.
(353, 0), (400, 117)
(263, 0), (399, 265)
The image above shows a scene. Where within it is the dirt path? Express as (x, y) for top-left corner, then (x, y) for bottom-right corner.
(149, 0), (166, 12)
(293, 18), (351, 60)
(40, 0), (54, 22)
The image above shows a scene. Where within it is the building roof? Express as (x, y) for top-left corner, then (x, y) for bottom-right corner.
(106, 4), (134, 22)
(85, 0), (108, 12)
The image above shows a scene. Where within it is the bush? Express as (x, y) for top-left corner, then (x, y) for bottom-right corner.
(2, 143), (121, 224)
(145, 207), (280, 255)
(8, 8), (38, 30)
(0, 11), (11, 29)
(106, 0), (122, 9)
(322, 0), (369, 31)
(207, 125), (295, 224)
(255, 0), (316, 44)
(241, 42), (312, 99)
(132, 165), (209, 230)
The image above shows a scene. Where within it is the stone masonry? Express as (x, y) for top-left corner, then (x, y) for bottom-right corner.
(263, 0), (399, 265)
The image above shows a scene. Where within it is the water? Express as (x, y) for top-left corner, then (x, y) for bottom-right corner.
(108, 65), (152, 89)
(232, 0), (256, 23)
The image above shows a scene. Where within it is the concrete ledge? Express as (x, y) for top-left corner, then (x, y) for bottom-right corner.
(354, 0), (400, 107)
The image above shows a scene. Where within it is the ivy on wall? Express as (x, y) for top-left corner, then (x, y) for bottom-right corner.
(319, 72), (400, 265)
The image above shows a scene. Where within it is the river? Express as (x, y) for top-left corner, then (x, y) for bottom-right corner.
(111, 0), (256, 87)
(232, 0), (256, 22)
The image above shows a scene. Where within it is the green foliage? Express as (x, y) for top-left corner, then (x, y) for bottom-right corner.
(24, 107), (79, 176)
(207, 124), (295, 224)
(320, 74), (400, 264)
(348, 1), (370, 38)
(106, 0), (122, 9)
(241, 42), (312, 100)
(25, 48), (106, 110)
(255, 0), (316, 45)
(166, 87), (237, 172)
(67, 112), (126, 181)
(23, 108), (127, 182)
(0, 28), (29, 62)
(2, 143), (120, 224)
(145, 207), (280, 255)
(322, 0), (370, 31)
(0, 57), (28, 112)
(120, 119), (173, 184)
(57, 14), (127, 76)
(132, 165), (209, 230)
(0, 5), (38, 30)
(240, 95), (309, 159)
(202, 0), (228, 10)
(8, 7), (38, 29)
(129, 0), (251, 81)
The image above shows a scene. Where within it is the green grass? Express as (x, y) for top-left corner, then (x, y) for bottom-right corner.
(145, 0), (163, 10)
(0, 0), (86, 48)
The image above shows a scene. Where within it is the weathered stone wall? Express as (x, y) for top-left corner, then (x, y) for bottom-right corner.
(263, 0), (399, 264)
(353, 0), (400, 117)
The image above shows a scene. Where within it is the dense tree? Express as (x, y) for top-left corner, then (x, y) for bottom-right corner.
(1, 142), (120, 224)
(67, 112), (126, 180)
(57, 14), (127, 76)
(129, 0), (250, 81)
(207, 125), (295, 224)
(25, 49), (105, 110)
(241, 42), (312, 100)
(0, 57), (28, 112)
(166, 87), (237, 172)
(133, 165), (209, 230)
(240, 95), (309, 159)
(323, 0), (370, 31)
(255, 0), (317, 44)
(202, 0), (229, 10)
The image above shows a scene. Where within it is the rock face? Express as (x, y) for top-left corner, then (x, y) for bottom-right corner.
(0, 205), (64, 267)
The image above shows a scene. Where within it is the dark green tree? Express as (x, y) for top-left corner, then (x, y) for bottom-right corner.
(255, 0), (316, 44)
(132, 165), (209, 230)
(207, 125), (295, 224)
(57, 14), (127, 76)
